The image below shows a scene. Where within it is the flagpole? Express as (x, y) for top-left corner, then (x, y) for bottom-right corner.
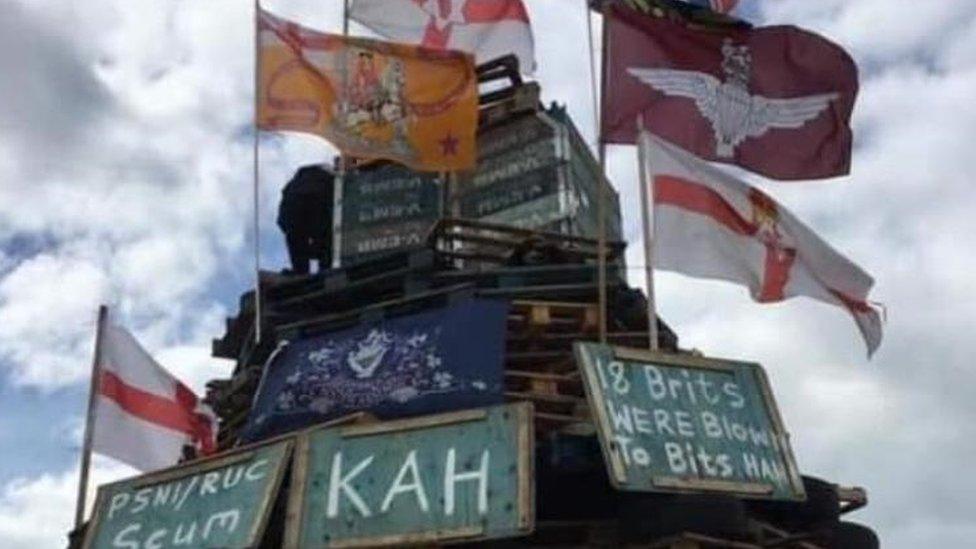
(74, 305), (107, 529)
(590, 0), (609, 344)
(636, 117), (659, 351)
(253, 0), (263, 344)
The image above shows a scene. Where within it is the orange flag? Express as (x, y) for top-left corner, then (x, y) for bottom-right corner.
(257, 8), (478, 172)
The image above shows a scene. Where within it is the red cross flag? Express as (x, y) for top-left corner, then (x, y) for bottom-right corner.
(350, 0), (535, 73)
(640, 132), (883, 356)
(88, 317), (216, 471)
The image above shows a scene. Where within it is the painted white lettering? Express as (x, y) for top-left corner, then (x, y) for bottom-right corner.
(444, 448), (490, 516)
(723, 382), (745, 408)
(245, 459), (269, 482)
(175, 476), (198, 511)
(607, 361), (630, 394)
(631, 406), (653, 435)
(222, 466), (245, 490)
(652, 408), (675, 436)
(107, 493), (130, 520)
(612, 434), (634, 466)
(643, 366), (667, 400)
(144, 528), (167, 549)
(742, 453), (760, 479)
(111, 523), (140, 549)
(606, 400), (634, 434)
(664, 442), (687, 474)
(681, 370), (698, 405)
(695, 447), (717, 476)
(695, 374), (719, 405)
(131, 488), (151, 514)
(675, 411), (695, 437)
(748, 426), (770, 448)
(326, 452), (374, 518)
(173, 522), (197, 546)
(380, 450), (430, 513)
(701, 411), (724, 439)
(199, 472), (220, 496)
(715, 454), (734, 478)
(152, 484), (172, 508)
(202, 509), (240, 539)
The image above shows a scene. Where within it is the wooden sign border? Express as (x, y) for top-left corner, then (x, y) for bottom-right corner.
(575, 343), (806, 501)
(81, 437), (294, 549)
(284, 402), (535, 548)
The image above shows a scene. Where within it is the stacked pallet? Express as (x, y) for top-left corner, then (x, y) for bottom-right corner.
(207, 220), (677, 452)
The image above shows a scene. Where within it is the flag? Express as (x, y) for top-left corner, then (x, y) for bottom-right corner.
(350, 0), (535, 73)
(603, 4), (858, 180)
(640, 132), (882, 355)
(686, 0), (739, 13)
(257, 8), (478, 172)
(91, 320), (216, 471)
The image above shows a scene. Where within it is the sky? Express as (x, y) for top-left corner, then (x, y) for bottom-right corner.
(0, 0), (974, 546)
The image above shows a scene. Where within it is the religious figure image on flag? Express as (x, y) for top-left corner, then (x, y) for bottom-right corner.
(639, 132), (883, 355)
(603, 3), (858, 180)
(350, 0), (536, 73)
(257, 8), (478, 171)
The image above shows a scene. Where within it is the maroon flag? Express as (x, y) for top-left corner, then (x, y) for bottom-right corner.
(602, 4), (858, 180)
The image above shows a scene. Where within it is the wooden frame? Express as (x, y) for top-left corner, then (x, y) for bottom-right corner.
(284, 403), (535, 548)
(575, 343), (806, 501)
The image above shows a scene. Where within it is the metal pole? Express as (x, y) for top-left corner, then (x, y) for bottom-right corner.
(74, 305), (108, 528)
(343, 0), (350, 34)
(253, 0), (263, 344)
(636, 120), (659, 351)
(590, 0), (609, 343)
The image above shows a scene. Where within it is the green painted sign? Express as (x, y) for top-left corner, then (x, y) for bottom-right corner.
(574, 343), (805, 501)
(341, 164), (442, 261)
(286, 403), (534, 548)
(83, 439), (292, 549)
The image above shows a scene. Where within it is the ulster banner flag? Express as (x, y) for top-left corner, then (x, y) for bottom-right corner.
(604, 4), (858, 180)
(257, 8), (478, 171)
(90, 319), (216, 471)
(350, 0), (536, 73)
(641, 132), (882, 355)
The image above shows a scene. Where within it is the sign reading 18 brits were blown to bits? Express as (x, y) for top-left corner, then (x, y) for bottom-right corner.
(574, 343), (806, 501)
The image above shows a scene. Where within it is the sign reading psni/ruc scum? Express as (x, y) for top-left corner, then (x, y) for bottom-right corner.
(83, 439), (292, 548)
(574, 343), (806, 501)
(286, 403), (534, 547)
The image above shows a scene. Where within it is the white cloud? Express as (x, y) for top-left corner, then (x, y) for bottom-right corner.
(0, 458), (135, 549)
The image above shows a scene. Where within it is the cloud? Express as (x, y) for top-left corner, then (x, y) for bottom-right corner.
(0, 458), (135, 549)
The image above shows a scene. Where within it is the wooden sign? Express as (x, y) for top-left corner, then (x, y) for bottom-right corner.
(286, 403), (534, 548)
(340, 164), (442, 262)
(574, 343), (806, 501)
(83, 439), (292, 548)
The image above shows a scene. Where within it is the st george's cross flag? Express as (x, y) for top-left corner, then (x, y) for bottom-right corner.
(604, 3), (858, 180)
(257, 8), (478, 171)
(640, 132), (883, 355)
(350, 0), (536, 73)
(90, 318), (216, 471)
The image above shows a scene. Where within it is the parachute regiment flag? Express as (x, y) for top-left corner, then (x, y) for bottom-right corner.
(257, 8), (478, 171)
(640, 132), (883, 356)
(350, 0), (536, 73)
(91, 320), (216, 471)
(603, 3), (858, 180)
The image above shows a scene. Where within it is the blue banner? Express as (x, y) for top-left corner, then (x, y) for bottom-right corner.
(242, 299), (509, 442)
